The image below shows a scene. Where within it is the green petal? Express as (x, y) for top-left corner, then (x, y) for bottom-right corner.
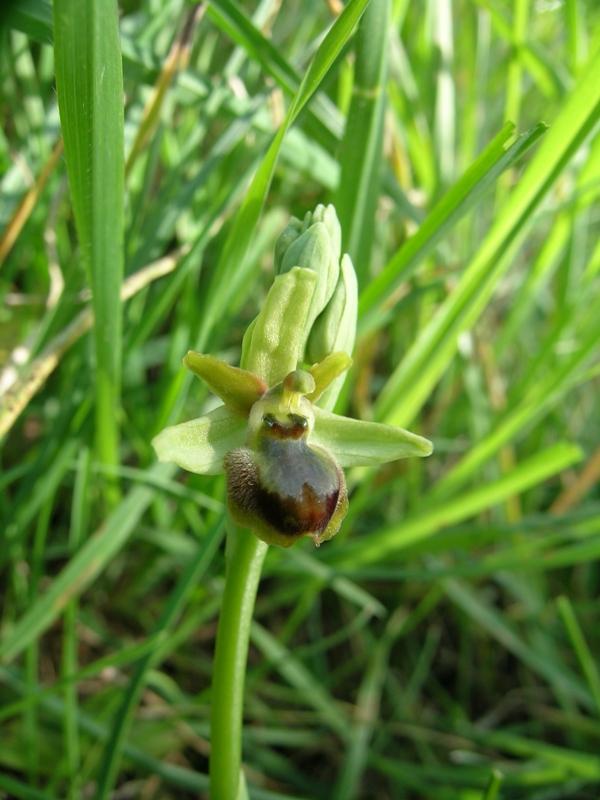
(306, 352), (352, 403)
(151, 405), (247, 475)
(311, 407), (433, 467)
(183, 351), (266, 417)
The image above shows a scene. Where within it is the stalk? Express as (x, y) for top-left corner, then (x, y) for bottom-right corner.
(209, 527), (268, 799)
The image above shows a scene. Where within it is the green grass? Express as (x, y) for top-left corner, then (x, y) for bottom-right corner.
(2, 1), (600, 798)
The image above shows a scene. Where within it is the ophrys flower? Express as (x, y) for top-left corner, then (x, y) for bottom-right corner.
(152, 350), (432, 547)
(152, 204), (433, 547)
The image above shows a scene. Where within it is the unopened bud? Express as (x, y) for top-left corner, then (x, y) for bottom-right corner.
(273, 204), (345, 355)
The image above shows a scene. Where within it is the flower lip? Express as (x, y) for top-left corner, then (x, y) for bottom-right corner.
(224, 434), (348, 547)
(254, 469), (340, 537)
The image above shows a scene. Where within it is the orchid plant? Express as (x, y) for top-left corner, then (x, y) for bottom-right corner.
(152, 204), (432, 799)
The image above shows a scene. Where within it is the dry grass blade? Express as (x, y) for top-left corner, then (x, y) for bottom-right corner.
(0, 138), (63, 268)
(550, 443), (600, 514)
(125, 3), (206, 175)
(0, 248), (189, 440)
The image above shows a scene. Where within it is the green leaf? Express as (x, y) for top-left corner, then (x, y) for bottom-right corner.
(336, 0), (390, 288)
(53, 0), (124, 485)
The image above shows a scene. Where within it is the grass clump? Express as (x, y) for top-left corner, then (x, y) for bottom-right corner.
(1, 1), (600, 798)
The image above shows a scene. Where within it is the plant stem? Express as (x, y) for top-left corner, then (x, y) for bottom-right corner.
(209, 524), (268, 799)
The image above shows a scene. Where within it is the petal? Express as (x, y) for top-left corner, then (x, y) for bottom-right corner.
(306, 352), (352, 403)
(151, 405), (247, 475)
(183, 351), (266, 417)
(311, 407), (433, 467)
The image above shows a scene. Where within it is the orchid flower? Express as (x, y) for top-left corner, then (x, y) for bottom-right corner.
(152, 204), (432, 547)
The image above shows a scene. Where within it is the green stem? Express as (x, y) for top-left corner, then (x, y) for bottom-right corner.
(209, 525), (268, 799)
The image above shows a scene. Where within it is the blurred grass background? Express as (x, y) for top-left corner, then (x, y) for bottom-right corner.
(2, 0), (600, 798)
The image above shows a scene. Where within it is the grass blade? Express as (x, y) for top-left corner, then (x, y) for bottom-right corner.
(376, 46), (600, 427)
(0, 138), (63, 268)
(0, 775), (58, 800)
(250, 620), (349, 740)
(207, 0), (343, 144)
(336, 442), (583, 566)
(444, 580), (591, 709)
(0, 464), (176, 665)
(336, 0), (390, 288)
(53, 0), (124, 491)
(332, 607), (406, 800)
(357, 122), (545, 330)
(93, 518), (225, 800)
(557, 595), (600, 717)
(2, 0), (53, 44)
(0, 251), (182, 440)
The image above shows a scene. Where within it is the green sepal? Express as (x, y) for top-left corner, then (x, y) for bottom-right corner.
(311, 407), (433, 467)
(307, 352), (353, 403)
(183, 351), (267, 417)
(151, 405), (246, 475)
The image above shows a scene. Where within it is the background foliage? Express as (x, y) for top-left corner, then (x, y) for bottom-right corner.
(1, 0), (600, 798)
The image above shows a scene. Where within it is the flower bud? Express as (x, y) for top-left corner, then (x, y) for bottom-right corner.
(306, 254), (357, 411)
(242, 267), (317, 386)
(306, 253), (357, 364)
(273, 204), (344, 358)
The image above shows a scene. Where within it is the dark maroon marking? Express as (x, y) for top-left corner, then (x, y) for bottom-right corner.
(255, 482), (340, 536)
(262, 413), (308, 440)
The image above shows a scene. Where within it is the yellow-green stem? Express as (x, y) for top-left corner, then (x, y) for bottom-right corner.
(209, 525), (268, 799)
